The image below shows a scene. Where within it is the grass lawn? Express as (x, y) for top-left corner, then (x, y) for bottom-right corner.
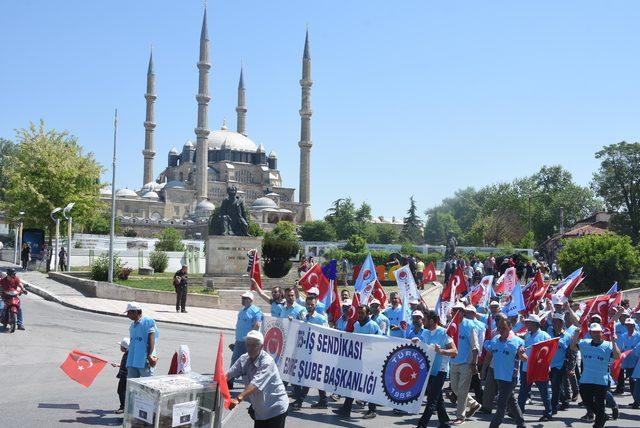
(116, 272), (216, 295)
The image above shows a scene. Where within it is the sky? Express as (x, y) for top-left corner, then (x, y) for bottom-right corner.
(2, 1), (640, 220)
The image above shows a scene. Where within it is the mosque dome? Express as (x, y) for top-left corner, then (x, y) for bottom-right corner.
(251, 197), (278, 210)
(142, 191), (160, 199)
(195, 200), (215, 212)
(116, 188), (138, 198)
(100, 187), (112, 195)
(142, 181), (163, 192)
(164, 180), (186, 189)
(207, 121), (258, 152)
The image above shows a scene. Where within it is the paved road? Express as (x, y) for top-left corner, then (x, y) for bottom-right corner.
(2, 292), (640, 427)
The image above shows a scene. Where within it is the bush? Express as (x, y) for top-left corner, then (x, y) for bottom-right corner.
(155, 227), (185, 252)
(119, 267), (133, 280)
(300, 220), (336, 241)
(262, 221), (300, 278)
(344, 235), (367, 253)
(123, 227), (137, 237)
(557, 233), (640, 293)
(148, 250), (169, 273)
(90, 253), (123, 281)
(248, 222), (265, 237)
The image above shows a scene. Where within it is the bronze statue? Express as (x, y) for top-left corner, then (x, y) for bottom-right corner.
(444, 231), (458, 260)
(209, 186), (249, 236)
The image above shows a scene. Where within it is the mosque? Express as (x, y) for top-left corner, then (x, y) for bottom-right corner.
(103, 8), (313, 237)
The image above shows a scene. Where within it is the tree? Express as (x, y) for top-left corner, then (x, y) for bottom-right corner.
(401, 196), (423, 244)
(370, 223), (399, 244)
(0, 138), (17, 202)
(262, 221), (300, 278)
(155, 227), (185, 252)
(300, 220), (336, 241)
(557, 233), (640, 292)
(355, 202), (372, 223)
(424, 211), (461, 245)
(343, 234), (367, 253)
(0, 121), (104, 229)
(592, 142), (640, 244)
(325, 197), (359, 240)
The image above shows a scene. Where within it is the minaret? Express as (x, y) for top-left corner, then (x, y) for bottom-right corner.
(142, 47), (156, 186)
(194, 7), (211, 202)
(236, 65), (247, 136)
(298, 29), (313, 221)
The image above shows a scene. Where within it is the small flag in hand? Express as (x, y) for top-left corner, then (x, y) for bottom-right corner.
(446, 310), (463, 348)
(213, 334), (231, 409)
(60, 349), (107, 387)
(248, 250), (262, 290)
(611, 350), (633, 381)
(526, 337), (560, 385)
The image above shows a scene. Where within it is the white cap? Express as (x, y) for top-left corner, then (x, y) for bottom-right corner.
(245, 330), (264, 343)
(489, 300), (500, 307)
(525, 314), (541, 323)
(464, 305), (477, 314)
(589, 323), (603, 332)
(552, 294), (567, 305)
(370, 299), (381, 305)
(453, 302), (465, 310)
(307, 287), (320, 296)
(590, 314), (602, 322)
(622, 310), (631, 316)
(409, 299), (420, 305)
(552, 312), (565, 321)
(342, 299), (352, 306)
(241, 291), (254, 300)
(118, 337), (130, 349)
(124, 301), (142, 313)
(625, 318), (636, 326)
(412, 310), (424, 318)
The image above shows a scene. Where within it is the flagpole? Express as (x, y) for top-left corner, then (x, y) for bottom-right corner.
(108, 109), (118, 284)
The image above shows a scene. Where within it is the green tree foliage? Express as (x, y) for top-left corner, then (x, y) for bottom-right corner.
(343, 234), (367, 253)
(424, 211), (461, 245)
(592, 142), (640, 244)
(85, 208), (120, 235)
(0, 138), (17, 202)
(148, 250), (169, 273)
(325, 198), (359, 240)
(299, 220), (336, 241)
(155, 227), (185, 252)
(262, 221), (300, 278)
(123, 227), (137, 237)
(401, 196), (423, 244)
(400, 241), (417, 255)
(1, 121), (105, 229)
(90, 253), (123, 281)
(557, 233), (640, 293)
(369, 223), (399, 244)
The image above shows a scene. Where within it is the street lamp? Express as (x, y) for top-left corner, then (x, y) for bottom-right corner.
(13, 211), (24, 266)
(62, 203), (75, 272)
(51, 207), (62, 271)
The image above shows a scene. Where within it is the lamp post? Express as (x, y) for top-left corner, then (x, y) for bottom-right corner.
(13, 211), (24, 265)
(108, 109), (118, 283)
(51, 207), (62, 271)
(63, 202), (75, 272)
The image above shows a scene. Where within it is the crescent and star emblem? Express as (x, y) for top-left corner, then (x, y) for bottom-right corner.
(395, 362), (417, 386)
(77, 356), (93, 371)
(308, 273), (318, 286)
(537, 346), (550, 364)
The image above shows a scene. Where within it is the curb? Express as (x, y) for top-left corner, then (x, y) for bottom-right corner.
(22, 280), (235, 332)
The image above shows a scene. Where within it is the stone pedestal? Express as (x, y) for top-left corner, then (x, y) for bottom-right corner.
(204, 235), (263, 288)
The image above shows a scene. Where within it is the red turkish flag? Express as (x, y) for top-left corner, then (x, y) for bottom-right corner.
(611, 350), (633, 381)
(446, 310), (463, 348)
(579, 295), (608, 338)
(249, 250), (262, 290)
(168, 352), (178, 375)
(213, 334), (232, 409)
(60, 349), (107, 387)
(371, 279), (387, 308)
(420, 262), (438, 286)
(526, 337), (560, 385)
(299, 263), (331, 299)
(346, 293), (361, 333)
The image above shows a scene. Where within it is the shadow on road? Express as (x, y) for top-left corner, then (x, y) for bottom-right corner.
(59, 409), (122, 426)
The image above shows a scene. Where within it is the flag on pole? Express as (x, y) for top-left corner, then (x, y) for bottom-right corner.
(371, 279), (387, 308)
(554, 267), (584, 298)
(213, 334), (231, 409)
(395, 264), (420, 324)
(526, 337), (560, 385)
(247, 249), (262, 290)
(354, 254), (377, 303)
(579, 295), (608, 338)
(419, 262), (438, 286)
(299, 263), (331, 300)
(449, 265), (468, 296)
(611, 350), (634, 381)
(446, 310), (463, 348)
(321, 260), (341, 323)
(60, 349), (108, 387)
(346, 293), (361, 332)
(606, 282), (619, 295)
(505, 283), (526, 316)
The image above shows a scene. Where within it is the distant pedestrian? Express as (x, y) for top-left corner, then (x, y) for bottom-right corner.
(21, 243), (30, 270)
(111, 337), (129, 413)
(125, 302), (159, 379)
(58, 247), (67, 271)
(173, 265), (189, 313)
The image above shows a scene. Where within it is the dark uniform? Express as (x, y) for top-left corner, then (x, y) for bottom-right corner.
(173, 269), (188, 312)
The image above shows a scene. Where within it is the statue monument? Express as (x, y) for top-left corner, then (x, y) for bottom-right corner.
(209, 186), (249, 236)
(444, 231), (458, 260)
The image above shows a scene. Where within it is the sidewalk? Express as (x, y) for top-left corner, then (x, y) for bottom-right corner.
(0, 261), (239, 331)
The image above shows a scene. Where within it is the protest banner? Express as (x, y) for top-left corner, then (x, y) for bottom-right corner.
(261, 315), (435, 413)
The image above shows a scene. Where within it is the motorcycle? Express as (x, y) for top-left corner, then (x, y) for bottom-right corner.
(1, 286), (25, 333)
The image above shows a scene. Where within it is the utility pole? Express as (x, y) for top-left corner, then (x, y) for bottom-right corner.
(108, 109), (118, 283)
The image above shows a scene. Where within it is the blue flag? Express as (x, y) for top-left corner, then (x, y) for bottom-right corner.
(606, 282), (618, 295)
(321, 259), (338, 311)
(354, 254), (377, 303)
(505, 282), (525, 317)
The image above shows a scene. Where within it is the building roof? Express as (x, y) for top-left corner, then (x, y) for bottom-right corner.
(207, 128), (258, 152)
(195, 200), (215, 212)
(563, 224), (609, 238)
(251, 197), (278, 210)
(164, 180), (187, 189)
(142, 191), (160, 199)
(115, 188), (138, 198)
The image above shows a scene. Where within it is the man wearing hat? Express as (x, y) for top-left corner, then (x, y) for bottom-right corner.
(113, 337), (130, 413)
(615, 317), (640, 397)
(518, 313), (553, 421)
(384, 292), (408, 338)
(550, 312), (572, 414)
(571, 322), (621, 427)
(294, 283), (326, 315)
(226, 330), (289, 428)
(125, 302), (159, 379)
(465, 305), (486, 405)
(334, 299), (352, 331)
(370, 298), (390, 335)
(449, 304), (481, 425)
(230, 292), (263, 388)
(479, 313), (506, 415)
(405, 310), (425, 340)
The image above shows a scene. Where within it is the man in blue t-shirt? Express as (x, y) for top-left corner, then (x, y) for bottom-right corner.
(518, 313), (553, 421)
(230, 292), (263, 388)
(334, 299), (352, 331)
(571, 322), (621, 428)
(550, 312), (573, 414)
(279, 288), (305, 319)
(125, 302), (159, 379)
(404, 310), (425, 340)
(481, 316), (527, 428)
(384, 292), (407, 338)
(615, 318), (640, 397)
(370, 298), (390, 335)
(252, 279), (285, 317)
(417, 310), (457, 428)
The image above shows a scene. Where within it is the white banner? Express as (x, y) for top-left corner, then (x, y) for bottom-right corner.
(395, 265), (421, 302)
(262, 315), (435, 413)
